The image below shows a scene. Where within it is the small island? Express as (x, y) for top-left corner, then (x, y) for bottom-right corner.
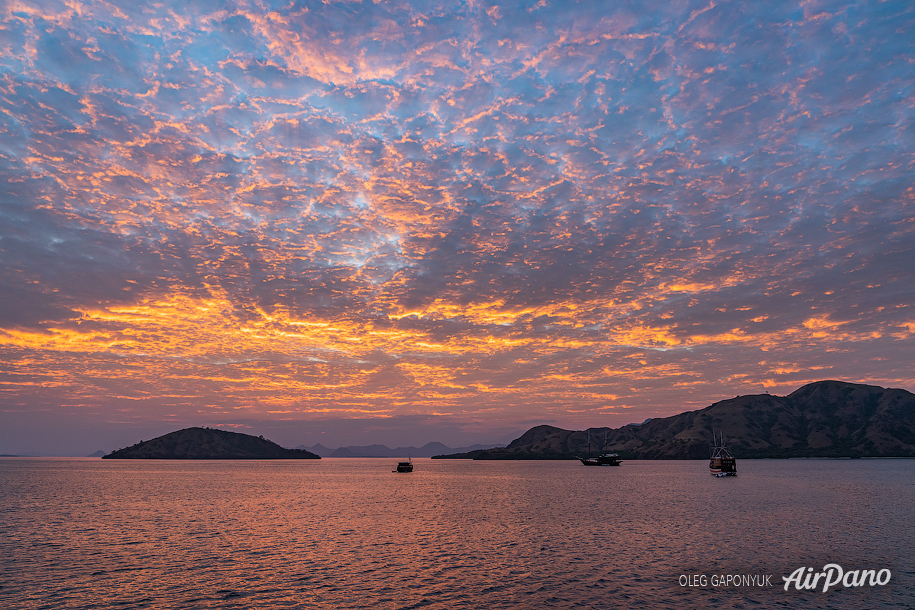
(103, 427), (320, 459)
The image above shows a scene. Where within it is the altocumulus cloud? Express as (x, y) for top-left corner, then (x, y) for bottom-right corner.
(0, 0), (913, 447)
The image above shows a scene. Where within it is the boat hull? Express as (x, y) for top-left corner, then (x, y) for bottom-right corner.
(579, 454), (622, 466)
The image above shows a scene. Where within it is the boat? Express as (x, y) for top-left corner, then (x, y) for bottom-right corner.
(709, 431), (737, 477)
(577, 430), (622, 466)
(580, 453), (623, 466)
(393, 457), (413, 473)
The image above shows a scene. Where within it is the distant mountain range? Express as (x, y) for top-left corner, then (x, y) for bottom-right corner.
(103, 427), (320, 459)
(298, 442), (504, 458)
(434, 381), (915, 460)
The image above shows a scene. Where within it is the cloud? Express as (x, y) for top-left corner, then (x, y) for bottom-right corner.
(1, 0), (913, 447)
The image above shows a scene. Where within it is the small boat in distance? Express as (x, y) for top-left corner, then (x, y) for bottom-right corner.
(394, 456), (413, 473)
(577, 430), (622, 466)
(709, 431), (737, 477)
(580, 454), (623, 467)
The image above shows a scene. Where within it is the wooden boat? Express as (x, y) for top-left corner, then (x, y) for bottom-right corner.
(394, 458), (413, 472)
(577, 430), (622, 466)
(709, 431), (736, 476)
(580, 453), (622, 466)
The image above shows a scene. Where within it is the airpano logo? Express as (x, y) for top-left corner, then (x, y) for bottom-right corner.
(782, 564), (892, 592)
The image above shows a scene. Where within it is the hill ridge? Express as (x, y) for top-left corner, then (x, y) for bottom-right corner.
(434, 381), (915, 460)
(103, 427), (320, 459)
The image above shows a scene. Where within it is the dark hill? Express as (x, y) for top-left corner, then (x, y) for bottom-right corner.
(103, 427), (320, 459)
(434, 381), (915, 460)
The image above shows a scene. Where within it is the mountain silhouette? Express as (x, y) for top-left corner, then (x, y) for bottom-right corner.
(435, 381), (915, 459)
(103, 427), (320, 459)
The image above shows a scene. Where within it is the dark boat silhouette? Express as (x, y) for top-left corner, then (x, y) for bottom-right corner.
(577, 430), (622, 466)
(709, 431), (737, 477)
(394, 455), (414, 472)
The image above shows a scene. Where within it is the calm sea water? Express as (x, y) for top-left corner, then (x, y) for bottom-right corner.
(1, 458), (912, 609)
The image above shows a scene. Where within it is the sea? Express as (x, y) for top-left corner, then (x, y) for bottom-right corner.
(1, 457), (912, 609)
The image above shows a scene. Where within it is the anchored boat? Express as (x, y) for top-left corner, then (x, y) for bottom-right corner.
(578, 430), (622, 466)
(580, 453), (622, 466)
(709, 431), (737, 477)
(394, 456), (413, 472)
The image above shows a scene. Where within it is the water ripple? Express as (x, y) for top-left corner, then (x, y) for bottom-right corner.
(0, 458), (912, 609)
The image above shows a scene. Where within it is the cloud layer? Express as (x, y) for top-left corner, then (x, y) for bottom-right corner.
(1, 0), (913, 443)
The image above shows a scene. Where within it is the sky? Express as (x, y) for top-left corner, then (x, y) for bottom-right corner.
(1, 0), (913, 455)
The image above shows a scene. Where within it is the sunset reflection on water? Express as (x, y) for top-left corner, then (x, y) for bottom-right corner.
(1, 458), (911, 609)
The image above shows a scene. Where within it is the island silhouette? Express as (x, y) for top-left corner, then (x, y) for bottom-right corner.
(103, 427), (320, 459)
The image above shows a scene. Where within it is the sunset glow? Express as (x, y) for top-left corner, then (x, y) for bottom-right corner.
(1, 0), (913, 453)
